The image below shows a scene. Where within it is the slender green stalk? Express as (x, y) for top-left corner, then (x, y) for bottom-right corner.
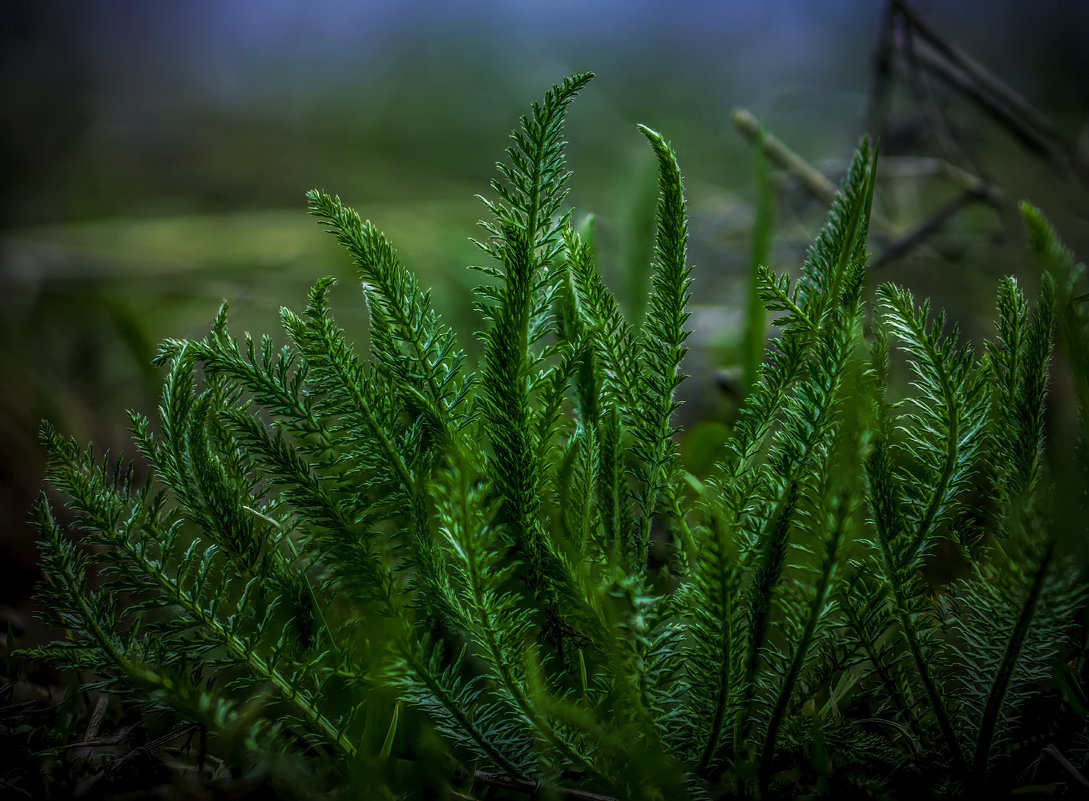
(971, 539), (1054, 782)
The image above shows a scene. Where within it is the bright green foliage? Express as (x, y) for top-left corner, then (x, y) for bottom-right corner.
(23, 75), (1089, 800)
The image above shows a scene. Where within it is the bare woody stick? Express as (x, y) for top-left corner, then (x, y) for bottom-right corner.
(732, 109), (1001, 268)
(892, 0), (1065, 148)
(891, 0), (1089, 187)
(732, 108), (898, 237)
(879, 157), (1000, 202)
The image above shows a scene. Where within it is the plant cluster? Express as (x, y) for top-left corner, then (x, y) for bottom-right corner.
(22, 74), (1089, 799)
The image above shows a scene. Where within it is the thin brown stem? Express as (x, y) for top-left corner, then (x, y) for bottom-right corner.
(873, 189), (980, 268)
(894, 0), (1089, 186)
(732, 108), (898, 237)
(893, 0), (1065, 148)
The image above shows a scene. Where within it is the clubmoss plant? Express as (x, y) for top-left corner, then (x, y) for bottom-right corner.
(23, 73), (1089, 800)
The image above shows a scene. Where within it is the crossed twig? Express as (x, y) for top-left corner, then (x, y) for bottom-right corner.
(736, 0), (1085, 269)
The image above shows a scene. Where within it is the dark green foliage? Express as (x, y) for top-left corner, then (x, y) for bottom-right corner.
(22, 75), (1089, 800)
(1022, 203), (1089, 409)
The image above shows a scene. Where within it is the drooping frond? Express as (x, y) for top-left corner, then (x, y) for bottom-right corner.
(306, 190), (472, 441)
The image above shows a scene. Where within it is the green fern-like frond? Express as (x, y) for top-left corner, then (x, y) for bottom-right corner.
(677, 141), (875, 786)
(1022, 202), (1089, 405)
(306, 190), (472, 442)
(566, 226), (641, 412)
(838, 564), (924, 740)
(985, 275), (1055, 528)
(429, 461), (599, 779)
(877, 282), (989, 552)
(388, 634), (532, 776)
(280, 278), (421, 519)
(862, 435), (967, 775)
(477, 222), (556, 597)
(473, 73), (593, 421)
(703, 139), (875, 529)
(755, 495), (847, 793)
(629, 125), (692, 565)
(22, 75), (1089, 801)
(675, 511), (746, 773)
(35, 424), (361, 760)
(948, 528), (1086, 786)
(472, 76), (603, 663)
(477, 72), (593, 269)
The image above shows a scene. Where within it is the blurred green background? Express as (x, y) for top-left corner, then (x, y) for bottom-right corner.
(2, 0), (1087, 612)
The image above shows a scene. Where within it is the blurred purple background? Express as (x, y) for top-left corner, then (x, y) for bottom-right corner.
(1, 0), (1087, 609)
(4, 0), (1087, 226)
